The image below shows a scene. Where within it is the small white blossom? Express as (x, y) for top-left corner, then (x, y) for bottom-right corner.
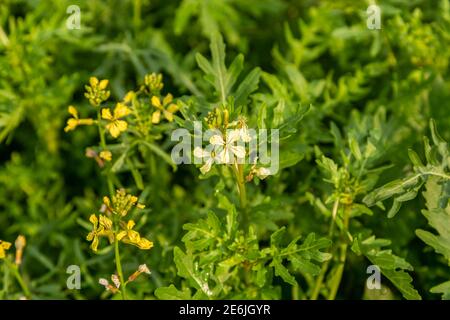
(210, 130), (245, 164)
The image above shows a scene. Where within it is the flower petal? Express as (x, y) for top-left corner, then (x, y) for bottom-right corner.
(163, 110), (174, 122)
(113, 103), (131, 118)
(151, 110), (161, 124)
(101, 108), (113, 120)
(163, 93), (173, 105)
(151, 96), (162, 108)
(166, 103), (179, 114)
(89, 214), (98, 227)
(194, 147), (208, 158)
(226, 129), (241, 144)
(210, 134), (225, 146)
(68, 106), (78, 118)
(230, 145), (246, 159)
(200, 158), (213, 174)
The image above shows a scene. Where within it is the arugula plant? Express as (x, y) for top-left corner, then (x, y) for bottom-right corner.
(0, 0), (449, 300)
(364, 120), (450, 299)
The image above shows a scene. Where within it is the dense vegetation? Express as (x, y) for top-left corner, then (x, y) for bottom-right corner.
(0, 0), (449, 300)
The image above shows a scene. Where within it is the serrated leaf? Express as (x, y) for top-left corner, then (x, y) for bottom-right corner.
(271, 258), (297, 286)
(352, 235), (421, 300)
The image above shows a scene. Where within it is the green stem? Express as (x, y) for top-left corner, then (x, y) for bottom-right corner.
(4, 259), (31, 299)
(114, 237), (127, 300)
(133, 0), (142, 31)
(310, 199), (340, 300)
(232, 163), (248, 230)
(97, 111), (114, 196)
(327, 205), (350, 300)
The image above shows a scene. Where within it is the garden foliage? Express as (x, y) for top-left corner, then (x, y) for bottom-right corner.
(0, 0), (449, 300)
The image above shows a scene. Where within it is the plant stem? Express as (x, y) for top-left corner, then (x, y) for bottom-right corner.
(327, 205), (350, 300)
(133, 0), (142, 31)
(310, 199), (340, 300)
(114, 237), (127, 300)
(232, 163), (248, 230)
(4, 259), (31, 299)
(97, 111), (114, 196)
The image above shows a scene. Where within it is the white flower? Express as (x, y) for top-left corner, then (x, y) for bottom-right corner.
(210, 130), (246, 164)
(255, 167), (271, 179)
(111, 274), (120, 288)
(99, 278), (109, 287)
(194, 147), (215, 174)
(138, 264), (151, 274)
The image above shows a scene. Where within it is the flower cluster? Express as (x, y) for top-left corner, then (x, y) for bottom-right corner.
(151, 94), (179, 124)
(193, 107), (270, 178)
(86, 189), (152, 252)
(85, 77), (110, 107)
(141, 73), (164, 95)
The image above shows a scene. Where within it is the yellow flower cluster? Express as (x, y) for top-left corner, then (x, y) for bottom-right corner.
(151, 94), (179, 124)
(103, 189), (145, 216)
(85, 77), (110, 107)
(141, 73), (163, 95)
(86, 190), (153, 252)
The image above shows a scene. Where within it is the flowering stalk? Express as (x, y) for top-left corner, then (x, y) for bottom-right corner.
(232, 162), (248, 231)
(114, 235), (127, 300)
(97, 110), (114, 196)
(310, 199), (340, 300)
(3, 257), (31, 299)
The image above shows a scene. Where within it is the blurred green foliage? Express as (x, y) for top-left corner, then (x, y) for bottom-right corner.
(0, 0), (449, 300)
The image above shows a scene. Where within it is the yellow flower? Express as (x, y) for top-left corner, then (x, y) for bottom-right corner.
(123, 91), (135, 104)
(0, 240), (12, 259)
(151, 94), (179, 124)
(99, 150), (112, 161)
(85, 77), (110, 107)
(117, 220), (140, 243)
(86, 214), (113, 252)
(64, 106), (94, 132)
(102, 103), (131, 138)
(117, 220), (153, 250)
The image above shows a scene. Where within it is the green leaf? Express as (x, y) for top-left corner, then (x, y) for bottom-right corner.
(271, 258), (297, 286)
(234, 67), (261, 107)
(430, 281), (450, 300)
(352, 235), (421, 300)
(415, 178), (450, 263)
(155, 285), (192, 300)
